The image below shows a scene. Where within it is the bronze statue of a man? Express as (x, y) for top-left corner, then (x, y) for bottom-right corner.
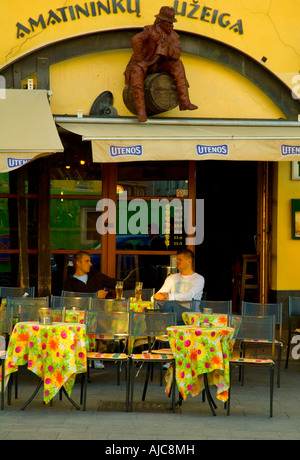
(124, 6), (198, 122)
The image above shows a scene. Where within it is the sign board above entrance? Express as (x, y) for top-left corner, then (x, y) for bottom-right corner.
(1, 0), (299, 79)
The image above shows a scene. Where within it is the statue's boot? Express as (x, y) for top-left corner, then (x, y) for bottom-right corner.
(177, 85), (198, 111)
(132, 86), (147, 122)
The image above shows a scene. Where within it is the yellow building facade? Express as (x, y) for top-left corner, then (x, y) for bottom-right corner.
(1, 0), (300, 317)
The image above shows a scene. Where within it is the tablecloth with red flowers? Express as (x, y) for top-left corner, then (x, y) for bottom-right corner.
(166, 325), (235, 403)
(1, 321), (88, 404)
(182, 312), (228, 327)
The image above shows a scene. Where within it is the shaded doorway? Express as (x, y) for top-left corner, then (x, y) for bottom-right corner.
(195, 161), (258, 309)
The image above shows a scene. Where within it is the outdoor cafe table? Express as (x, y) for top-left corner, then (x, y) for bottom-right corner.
(182, 312), (228, 327)
(166, 325), (235, 412)
(1, 321), (88, 409)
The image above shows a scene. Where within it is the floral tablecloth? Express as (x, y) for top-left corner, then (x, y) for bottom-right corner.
(129, 301), (153, 312)
(1, 321), (88, 404)
(182, 312), (228, 327)
(166, 325), (235, 403)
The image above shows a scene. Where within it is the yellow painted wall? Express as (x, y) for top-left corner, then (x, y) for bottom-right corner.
(271, 162), (300, 290)
(1, 0), (300, 90)
(49, 50), (285, 119)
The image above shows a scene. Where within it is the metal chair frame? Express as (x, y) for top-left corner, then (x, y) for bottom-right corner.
(61, 290), (97, 298)
(241, 301), (282, 387)
(7, 297), (49, 322)
(0, 309), (13, 410)
(227, 314), (275, 418)
(129, 310), (177, 412)
(51, 295), (92, 310)
(91, 298), (129, 312)
(0, 286), (35, 299)
(192, 299), (232, 314)
(81, 310), (130, 411)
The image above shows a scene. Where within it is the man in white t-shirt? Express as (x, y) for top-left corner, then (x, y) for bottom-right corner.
(153, 249), (204, 323)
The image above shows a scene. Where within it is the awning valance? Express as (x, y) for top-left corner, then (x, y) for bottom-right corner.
(0, 89), (64, 172)
(56, 117), (300, 163)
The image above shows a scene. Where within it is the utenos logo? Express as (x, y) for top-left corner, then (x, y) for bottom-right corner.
(95, 192), (204, 246)
(281, 145), (300, 156)
(110, 145), (142, 157)
(7, 158), (31, 168)
(196, 144), (228, 155)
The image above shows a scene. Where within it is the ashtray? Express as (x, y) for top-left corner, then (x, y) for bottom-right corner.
(39, 317), (53, 325)
(201, 322), (212, 328)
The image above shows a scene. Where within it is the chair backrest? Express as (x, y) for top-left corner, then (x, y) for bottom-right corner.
(241, 301), (282, 339)
(18, 305), (64, 322)
(228, 314), (275, 356)
(0, 308), (14, 335)
(18, 305), (41, 322)
(192, 299), (232, 314)
(91, 298), (129, 312)
(51, 295), (92, 310)
(0, 286), (35, 298)
(86, 310), (130, 336)
(61, 290), (97, 298)
(130, 311), (177, 338)
(289, 296), (300, 318)
(7, 297), (49, 320)
(153, 299), (193, 311)
(123, 288), (155, 301)
(7, 296), (49, 309)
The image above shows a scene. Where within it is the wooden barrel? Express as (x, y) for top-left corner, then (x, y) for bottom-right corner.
(123, 73), (179, 116)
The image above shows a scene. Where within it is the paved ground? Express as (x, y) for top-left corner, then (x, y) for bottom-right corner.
(0, 354), (300, 442)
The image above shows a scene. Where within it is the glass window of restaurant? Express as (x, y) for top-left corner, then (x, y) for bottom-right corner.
(49, 132), (103, 294)
(116, 161), (193, 291)
(0, 167), (39, 288)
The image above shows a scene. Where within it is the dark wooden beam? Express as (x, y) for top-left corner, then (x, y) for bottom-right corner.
(17, 168), (29, 287)
(37, 159), (51, 296)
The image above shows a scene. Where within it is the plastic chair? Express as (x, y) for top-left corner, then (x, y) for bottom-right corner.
(227, 315), (275, 417)
(91, 298), (129, 312)
(61, 290), (97, 298)
(81, 310), (130, 411)
(192, 299), (232, 314)
(285, 296), (300, 369)
(123, 288), (155, 301)
(241, 301), (282, 387)
(129, 310), (176, 412)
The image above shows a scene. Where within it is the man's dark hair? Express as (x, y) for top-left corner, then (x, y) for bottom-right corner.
(72, 250), (90, 267)
(177, 248), (194, 265)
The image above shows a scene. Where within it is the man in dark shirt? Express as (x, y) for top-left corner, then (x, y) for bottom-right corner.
(63, 251), (116, 298)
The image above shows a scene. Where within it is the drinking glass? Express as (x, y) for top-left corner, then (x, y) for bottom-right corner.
(115, 281), (124, 300)
(135, 282), (143, 302)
